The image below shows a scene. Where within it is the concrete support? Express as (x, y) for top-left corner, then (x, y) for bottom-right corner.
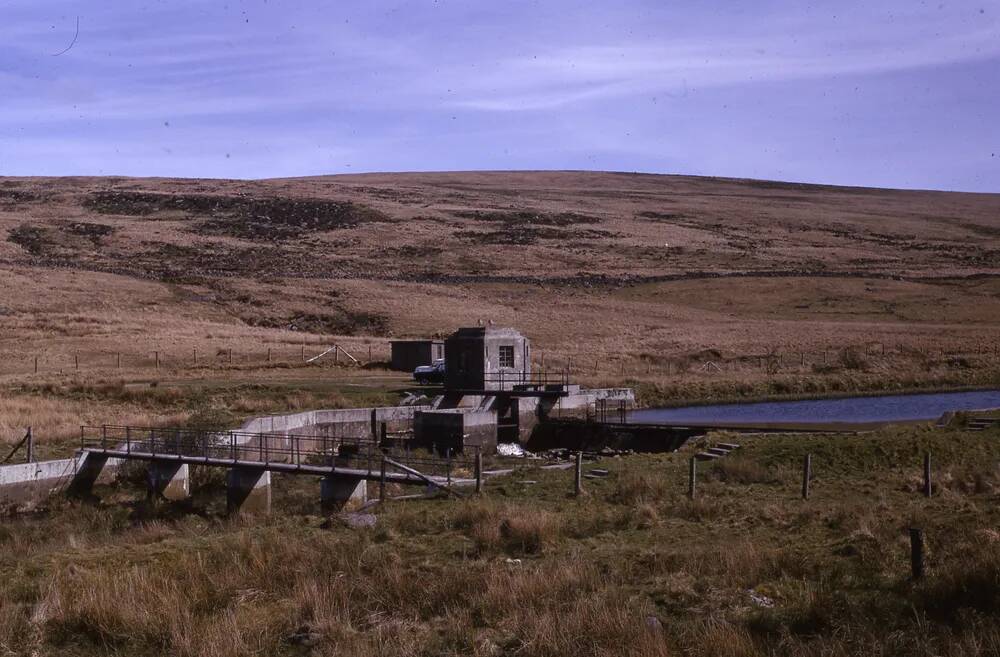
(147, 462), (190, 501)
(227, 468), (271, 515)
(321, 475), (367, 512)
(67, 452), (110, 498)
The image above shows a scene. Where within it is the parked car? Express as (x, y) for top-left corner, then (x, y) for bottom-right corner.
(413, 359), (445, 384)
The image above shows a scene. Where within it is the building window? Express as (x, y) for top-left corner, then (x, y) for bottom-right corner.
(499, 345), (515, 368)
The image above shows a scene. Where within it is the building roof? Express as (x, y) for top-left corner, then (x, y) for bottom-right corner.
(390, 339), (444, 345)
(449, 326), (525, 338)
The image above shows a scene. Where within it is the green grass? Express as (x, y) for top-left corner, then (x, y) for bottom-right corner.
(1, 422), (1000, 655)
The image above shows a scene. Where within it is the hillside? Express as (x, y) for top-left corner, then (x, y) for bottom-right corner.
(1, 171), (999, 405)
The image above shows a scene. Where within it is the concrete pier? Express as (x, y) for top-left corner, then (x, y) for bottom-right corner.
(67, 452), (110, 498)
(147, 462), (190, 501)
(320, 475), (367, 511)
(227, 467), (271, 515)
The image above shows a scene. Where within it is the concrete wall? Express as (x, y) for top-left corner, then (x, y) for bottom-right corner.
(238, 405), (427, 441)
(557, 387), (636, 411)
(414, 408), (497, 453)
(0, 454), (120, 510)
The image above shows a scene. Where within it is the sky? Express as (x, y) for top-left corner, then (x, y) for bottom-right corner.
(1, 1), (999, 191)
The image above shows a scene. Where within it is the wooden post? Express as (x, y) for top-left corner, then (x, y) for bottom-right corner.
(379, 457), (387, 502)
(368, 345), (372, 362)
(801, 453), (811, 500)
(301, 345), (305, 361)
(334, 345), (340, 365)
(688, 456), (697, 499)
(380, 422), (387, 446)
(154, 351), (159, 370)
(34, 356), (38, 374)
(192, 348), (196, 365)
(75, 353), (79, 370)
(229, 348), (233, 365)
(25, 427), (33, 463)
(267, 347), (271, 363)
(116, 352), (121, 369)
(475, 447), (483, 494)
(574, 451), (583, 496)
(446, 448), (453, 487)
(910, 528), (925, 580)
(923, 452), (932, 498)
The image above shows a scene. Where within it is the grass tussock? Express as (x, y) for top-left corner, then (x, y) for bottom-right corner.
(453, 499), (562, 555)
(613, 470), (670, 505)
(710, 457), (783, 485)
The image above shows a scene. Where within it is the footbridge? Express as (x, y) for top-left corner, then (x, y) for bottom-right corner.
(73, 425), (481, 514)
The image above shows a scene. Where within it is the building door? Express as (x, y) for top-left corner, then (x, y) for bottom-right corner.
(497, 398), (520, 443)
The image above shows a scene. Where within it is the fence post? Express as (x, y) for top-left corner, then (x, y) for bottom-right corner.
(688, 457), (697, 499)
(267, 347), (271, 363)
(802, 453), (811, 500)
(25, 427), (33, 463)
(229, 348), (233, 365)
(574, 451), (583, 496)
(117, 352), (121, 369)
(380, 422), (387, 446)
(34, 356), (38, 374)
(475, 447), (483, 494)
(910, 528), (925, 580)
(923, 452), (932, 498)
(193, 348), (197, 366)
(155, 351), (159, 370)
(368, 345), (372, 362)
(75, 353), (79, 370)
(380, 457), (387, 502)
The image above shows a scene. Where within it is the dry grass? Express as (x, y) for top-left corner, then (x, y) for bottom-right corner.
(453, 499), (562, 555)
(1, 423), (1000, 654)
(27, 527), (666, 657)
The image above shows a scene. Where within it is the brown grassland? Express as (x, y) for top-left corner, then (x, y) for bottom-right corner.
(0, 421), (999, 656)
(0, 171), (999, 654)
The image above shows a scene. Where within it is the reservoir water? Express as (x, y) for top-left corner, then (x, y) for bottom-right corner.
(628, 389), (1000, 425)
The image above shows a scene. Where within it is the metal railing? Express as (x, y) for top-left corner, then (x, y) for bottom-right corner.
(79, 425), (475, 480)
(593, 398), (632, 424)
(482, 370), (571, 388)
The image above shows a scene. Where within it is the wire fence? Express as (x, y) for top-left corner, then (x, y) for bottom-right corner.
(2, 339), (999, 378)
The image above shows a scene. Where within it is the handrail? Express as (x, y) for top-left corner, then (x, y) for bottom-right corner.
(78, 424), (474, 479)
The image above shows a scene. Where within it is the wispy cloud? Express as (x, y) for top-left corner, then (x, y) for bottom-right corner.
(451, 17), (1000, 110)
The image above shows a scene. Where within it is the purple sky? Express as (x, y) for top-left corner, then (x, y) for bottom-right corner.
(1, 1), (998, 191)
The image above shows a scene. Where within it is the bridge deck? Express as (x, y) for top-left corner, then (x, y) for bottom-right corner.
(82, 447), (476, 487)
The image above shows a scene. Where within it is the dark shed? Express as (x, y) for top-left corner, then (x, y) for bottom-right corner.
(390, 340), (445, 372)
